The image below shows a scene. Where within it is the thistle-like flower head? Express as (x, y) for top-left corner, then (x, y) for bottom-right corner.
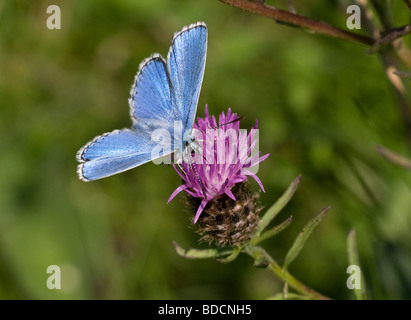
(168, 106), (269, 225)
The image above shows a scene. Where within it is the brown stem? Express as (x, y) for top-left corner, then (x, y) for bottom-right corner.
(376, 145), (411, 169)
(394, 70), (411, 79)
(369, 24), (411, 54)
(219, 0), (374, 46)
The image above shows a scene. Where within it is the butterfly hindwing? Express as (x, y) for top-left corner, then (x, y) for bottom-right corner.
(77, 129), (161, 181)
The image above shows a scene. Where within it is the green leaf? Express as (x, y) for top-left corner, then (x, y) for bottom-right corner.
(346, 229), (367, 300)
(283, 206), (330, 270)
(216, 246), (242, 263)
(258, 175), (301, 234)
(251, 215), (293, 245)
(173, 241), (232, 259)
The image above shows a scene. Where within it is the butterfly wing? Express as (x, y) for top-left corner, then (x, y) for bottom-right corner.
(76, 22), (207, 181)
(129, 54), (179, 127)
(167, 22), (207, 132)
(77, 129), (157, 181)
(77, 57), (177, 181)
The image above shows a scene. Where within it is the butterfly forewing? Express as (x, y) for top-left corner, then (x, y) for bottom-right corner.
(167, 22), (207, 132)
(129, 54), (177, 126)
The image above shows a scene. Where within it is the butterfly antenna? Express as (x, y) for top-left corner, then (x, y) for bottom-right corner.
(190, 116), (243, 138)
(188, 157), (207, 199)
(177, 150), (207, 199)
(208, 116), (244, 130)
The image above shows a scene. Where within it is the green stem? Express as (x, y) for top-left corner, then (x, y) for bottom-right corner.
(245, 245), (331, 300)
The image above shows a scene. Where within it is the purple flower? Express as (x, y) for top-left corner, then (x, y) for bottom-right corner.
(168, 106), (269, 223)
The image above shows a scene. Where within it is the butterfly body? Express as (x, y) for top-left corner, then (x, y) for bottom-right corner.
(77, 22), (207, 181)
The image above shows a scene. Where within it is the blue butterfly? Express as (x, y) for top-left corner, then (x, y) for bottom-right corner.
(77, 22), (208, 181)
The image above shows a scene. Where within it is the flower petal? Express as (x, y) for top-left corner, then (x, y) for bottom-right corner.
(259, 153), (270, 162)
(167, 184), (188, 203)
(242, 169), (266, 192)
(194, 199), (208, 223)
(172, 163), (188, 181)
(224, 188), (237, 201)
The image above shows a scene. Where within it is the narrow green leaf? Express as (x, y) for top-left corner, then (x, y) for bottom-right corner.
(347, 229), (367, 300)
(251, 215), (293, 245)
(216, 246), (242, 263)
(376, 145), (411, 169)
(173, 241), (232, 259)
(258, 175), (301, 233)
(283, 206), (330, 270)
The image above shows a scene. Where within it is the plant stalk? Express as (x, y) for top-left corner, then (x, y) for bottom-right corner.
(245, 245), (331, 300)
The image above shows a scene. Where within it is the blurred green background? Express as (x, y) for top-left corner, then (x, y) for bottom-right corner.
(1, 0), (411, 300)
